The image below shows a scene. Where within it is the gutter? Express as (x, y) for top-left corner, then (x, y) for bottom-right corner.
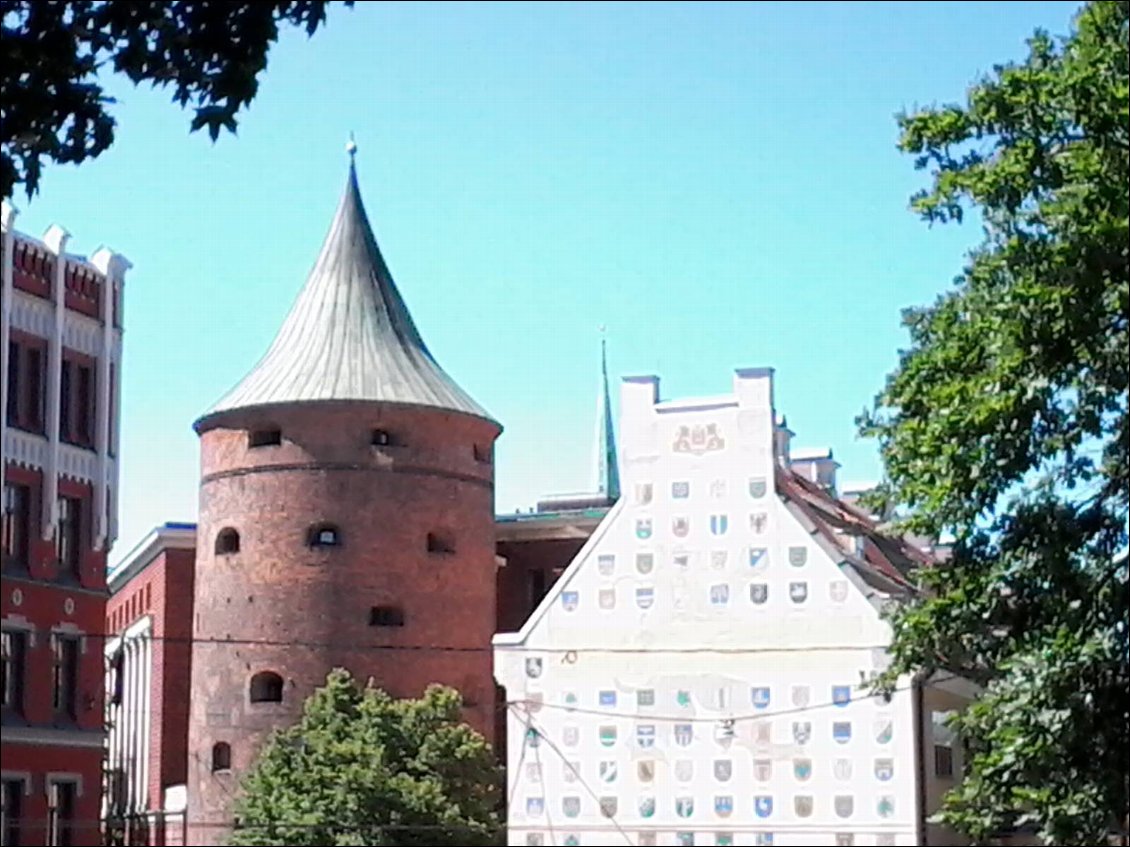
(912, 671), (929, 846)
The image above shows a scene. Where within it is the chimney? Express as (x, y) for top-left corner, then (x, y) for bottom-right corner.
(789, 448), (839, 494)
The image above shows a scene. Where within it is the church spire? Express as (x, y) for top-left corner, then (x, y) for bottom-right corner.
(594, 328), (620, 502)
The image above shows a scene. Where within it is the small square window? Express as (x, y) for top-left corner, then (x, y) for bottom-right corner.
(248, 429), (281, 448)
(371, 429), (394, 447)
(369, 606), (405, 627)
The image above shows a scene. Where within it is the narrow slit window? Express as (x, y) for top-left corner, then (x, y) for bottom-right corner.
(369, 606), (405, 627)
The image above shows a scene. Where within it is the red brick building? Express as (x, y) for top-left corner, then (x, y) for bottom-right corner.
(1, 200), (129, 847)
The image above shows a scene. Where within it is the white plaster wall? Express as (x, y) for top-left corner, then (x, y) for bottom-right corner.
(496, 370), (921, 847)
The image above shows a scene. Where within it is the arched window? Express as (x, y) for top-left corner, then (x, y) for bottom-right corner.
(249, 671), (283, 704)
(215, 528), (240, 555)
(307, 523), (341, 548)
(211, 742), (232, 772)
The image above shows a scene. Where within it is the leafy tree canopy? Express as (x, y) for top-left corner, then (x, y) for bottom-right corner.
(1, 0), (354, 199)
(229, 669), (503, 847)
(862, 2), (1128, 845)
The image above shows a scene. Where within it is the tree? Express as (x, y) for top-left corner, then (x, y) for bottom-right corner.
(860, 2), (1128, 844)
(0, 0), (354, 199)
(229, 669), (503, 847)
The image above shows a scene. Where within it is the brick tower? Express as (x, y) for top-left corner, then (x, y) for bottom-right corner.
(185, 149), (501, 845)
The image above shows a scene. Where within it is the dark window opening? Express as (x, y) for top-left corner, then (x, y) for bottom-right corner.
(7, 339), (46, 434)
(48, 780), (76, 847)
(2, 630), (28, 715)
(215, 528), (240, 555)
(248, 429), (281, 448)
(369, 606), (405, 627)
(934, 744), (954, 778)
(58, 358), (96, 449)
(307, 524), (341, 548)
(2, 483), (31, 572)
(249, 671), (283, 704)
(211, 742), (232, 772)
(2, 778), (24, 847)
(371, 429), (395, 447)
(427, 532), (454, 555)
(528, 569), (549, 609)
(56, 496), (82, 579)
(473, 443), (492, 464)
(109, 651), (124, 706)
(52, 635), (80, 720)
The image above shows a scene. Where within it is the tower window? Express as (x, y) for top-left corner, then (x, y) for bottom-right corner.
(473, 443), (492, 464)
(215, 528), (240, 555)
(369, 606), (405, 627)
(307, 524), (341, 548)
(248, 428), (281, 448)
(249, 671), (284, 704)
(427, 532), (454, 555)
(211, 742), (232, 772)
(371, 429), (395, 447)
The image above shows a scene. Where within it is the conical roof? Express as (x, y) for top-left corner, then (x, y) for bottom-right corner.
(197, 160), (493, 428)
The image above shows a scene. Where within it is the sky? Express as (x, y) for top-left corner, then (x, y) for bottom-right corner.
(10, 0), (1083, 565)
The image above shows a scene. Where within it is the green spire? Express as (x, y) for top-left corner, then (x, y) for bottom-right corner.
(597, 331), (620, 502)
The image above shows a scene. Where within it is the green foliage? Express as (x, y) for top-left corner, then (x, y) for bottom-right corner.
(860, 2), (1129, 844)
(0, 0), (354, 198)
(228, 669), (503, 847)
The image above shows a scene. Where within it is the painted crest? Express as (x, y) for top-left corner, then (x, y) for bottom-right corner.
(754, 721), (772, 744)
(715, 795), (734, 818)
(754, 837), (774, 847)
(637, 688), (655, 706)
(598, 553), (615, 575)
(832, 685), (852, 707)
(599, 690), (616, 706)
(599, 761), (617, 783)
(635, 518), (652, 540)
(635, 482), (653, 505)
(750, 582), (769, 604)
(748, 546), (768, 569)
(714, 759), (733, 782)
(526, 692), (544, 712)
(639, 796), (656, 818)
(754, 795), (774, 818)
(561, 590), (578, 611)
(675, 796), (694, 818)
(749, 476), (767, 498)
(754, 758), (772, 781)
(525, 657), (542, 678)
(526, 797), (544, 816)
(673, 516), (690, 538)
(673, 423), (725, 454)
(716, 837), (734, 847)
(675, 759), (694, 782)
(562, 725), (578, 747)
(636, 586), (655, 609)
(599, 797), (617, 818)
(834, 758), (853, 780)
(794, 795), (814, 818)
(788, 545), (808, 567)
(527, 834), (544, 846)
(875, 758), (894, 781)
(563, 760), (580, 783)
(710, 583), (730, 605)
(714, 718), (736, 746)
(599, 588), (616, 610)
(599, 725), (617, 747)
(674, 723), (694, 746)
(789, 581), (809, 603)
(710, 479), (727, 498)
(750, 511), (768, 533)
(751, 686), (771, 709)
(676, 835), (693, 847)
(636, 724), (656, 748)
(793, 758), (812, 781)
(830, 580), (849, 602)
(711, 550), (728, 569)
(835, 835), (853, 847)
(706, 513), (726, 536)
(792, 721), (812, 745)
(875, 719), (894, 744)
(876, 836), (896, 847)
(563, 836), (580, 847)
(637, 761), (655, 782)
(877, 796), (895, 819)
(525, 762), (542, 783)
(833, 721), (852, 744)
(636, 553), (654, 574)
(791, 685), (810, 708)
(673, 552), (690, 569)
(672, 480), (690, 499)
(834, 795), (854, 819)
(676, 689), (692, 708)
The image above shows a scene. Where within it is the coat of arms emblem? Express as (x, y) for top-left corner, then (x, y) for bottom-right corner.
(750, 511), (768, 533)
(672, 481), (690, 499)
(599, 797), (617, 818)
(674, 723), (694, 746)
(599, 690), (616, 706)
(561, 590), (578, 611)
(832, 685), (852, 707)
(635, 518), (652, 539)
(793, 758), (812, 781)
(792, 721), (812, 745)
(675, 797), (694, 818)
(754, 721), (772, 744)
(748, 547), (768, 569)
(834, 758), (853, 780)
(754, 795), (774, 818)
(525, 692), (544, 712)
(751, 686), (771, 709)
(754, 759), (772, 781)
(791, 685), (810, 708)
(563, 760), (579, 782)
(525, 762), (542, 783)
(789, 581), (809, 603)
(833, 721), (852, 744)
(711, 550), (728, 569)
(598, 553), (615, 575)
(675, 759), (694, 782)
(710, 583), (730, 605)
(876, 836), (895, 847)
(562, 796), (580, 818)
(636, 587), (655, 609)
(672, 516), (689, 538)
(676, 689), (692, 708)
(562, 725), (578, 747)
(637, 761), (654, 782)
(636, 553), (654, 574)
(788, 545), (808, 567)
(875, 758), (894, 781)
(636, 725), (655, 748)
(877, 796), (895, 819)
(639, 796), (655, 818)
(714, 795), (733, 817)
(525, 657), (542, 678)
(750, 582), (768, 604)
(713, 759), (732, 782)
(635, 482), (653, 505)
(834, 795), (854, 819)
(710, 479), (727, 498)
(794, 795), (813, 818)
(599, 588), (616, 609)
(673, 423), (725, 454)
(599, 725), (616, 747)
(830, 580), (849, 602)
(875, 719), (894, 744)
(714, 718), (735, 746)
(749, 476), (767, 498)
(835, 835), (853, 847)
(710, 514), (728, 535)
(526, 797), (544, 816)
(599, 761), (617, 783)
(673, 552), (690, 569)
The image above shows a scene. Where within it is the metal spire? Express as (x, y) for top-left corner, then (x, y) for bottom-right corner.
(595, 326), (620, 502)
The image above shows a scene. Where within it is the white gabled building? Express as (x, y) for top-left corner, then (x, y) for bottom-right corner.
(494, 367), (976, 847)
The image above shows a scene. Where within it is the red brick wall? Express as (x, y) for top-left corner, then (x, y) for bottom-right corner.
(186, 401), (500, 845)
(0, 744), (104, 847)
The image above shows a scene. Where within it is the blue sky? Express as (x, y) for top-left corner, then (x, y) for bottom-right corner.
(11, 0), (1082, 563)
